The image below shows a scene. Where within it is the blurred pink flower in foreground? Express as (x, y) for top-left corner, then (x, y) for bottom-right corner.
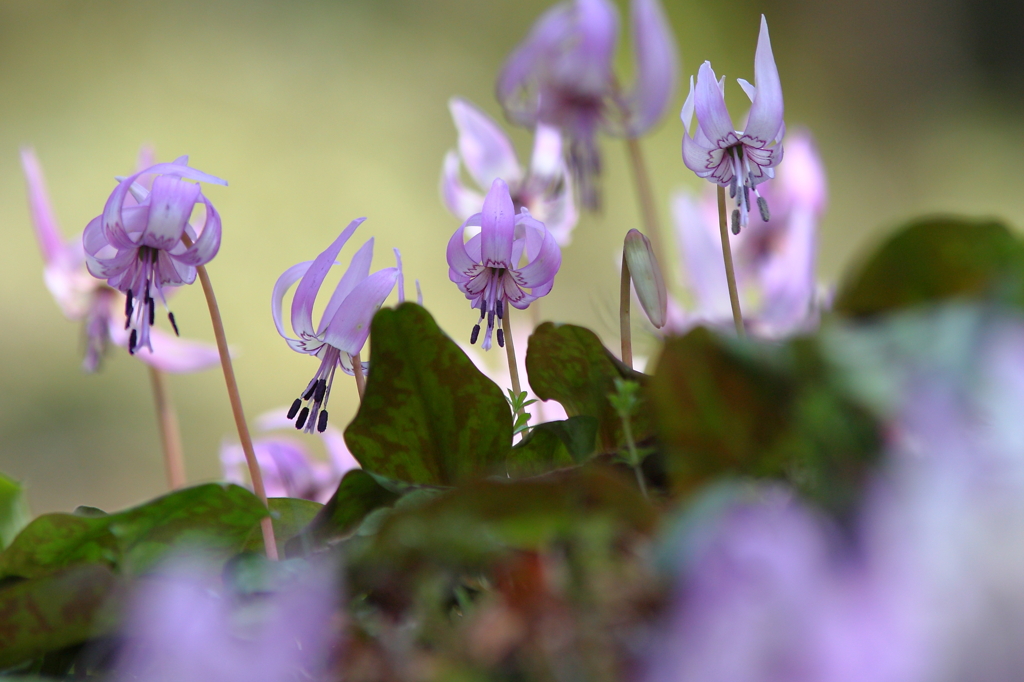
(21, 147), (220, 372)
(221, 409), (359, 503)
(114, 558), (339, 682)
(669, 131), (828, 338)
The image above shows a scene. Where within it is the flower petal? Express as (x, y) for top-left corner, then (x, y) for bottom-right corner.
(449, 97), (524, 190)
(480, 179), (515, 267)
(292, 218), (366, 340)
(679, 75), (695, 132)
(272, 260), (313, 343)
(534, 166), (578, 247)
(515, 219), (561, 290)
(133, 326), (223, 373)
(671, 190), (732, 318)
(621, 0), (678, 137)
(20, 148), (66, 266)
(440, 150), (485, 220)
(570, 0), (620, 94)
(171, 194), (221, 267)
(394, 248), (405, 304)
(316, 238), (374, 335)
(742, 16), (784, 145)
(694, 61), (735, 145)
(681, 129), (721, 179)
(529, 123), (563, 181)
(447, 215), (483, 278)
(322, 267), (399, 354)
(142, 176), (200, 250)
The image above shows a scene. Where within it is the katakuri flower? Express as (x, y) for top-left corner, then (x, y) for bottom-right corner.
(272, 218), (402, 433)
(448, 178), (561, 350)
(681, 15), (785, 235)
(442, 97), (578, 246)
(83, 157), (227, 356)
(670, 131), (825, 338)
(221, 408), (359, 502)
(497, 0), (677, 209)
(22, 147), (220, 372)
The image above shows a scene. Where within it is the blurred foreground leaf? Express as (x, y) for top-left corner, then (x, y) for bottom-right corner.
(0, 484), (267, 580)
(0, 564), (121, 668)
(834, 217), (1024, 316)
(650, 328), (882, 513)
(526, 323), (652, 452)
(346, 303), (513, 485)
(0, 473), (31, 551)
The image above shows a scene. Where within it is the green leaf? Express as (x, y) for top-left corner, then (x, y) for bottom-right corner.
(649, 327), (882, 514)
(526, 323), (652, 452)
(287, 470), (401, 554)
(345, 303), (513, 485)
(0, 484), (268, 580)
(834, 217), (1024, 316)
(0, 564), (121, 669)
(508, 416), (599, 476)
(0, 473), (31, 551)
(241, 497), (322, 557)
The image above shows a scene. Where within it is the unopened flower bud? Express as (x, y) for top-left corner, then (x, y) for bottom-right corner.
(623, 229), (668, 329)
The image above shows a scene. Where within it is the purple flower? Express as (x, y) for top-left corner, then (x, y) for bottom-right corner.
(83, 157), (227, 356)
(272, 218), (402, 433)
(447, 178), (561, 350)
(442, 97), (578, 246)
(497, 0), (677, 208)
(669, 131), (826, 338)
(221, 409), (360, 503)
(681, 15), (785, 234)
(21, 148), (220, 373)
(114, 557), (339, 682)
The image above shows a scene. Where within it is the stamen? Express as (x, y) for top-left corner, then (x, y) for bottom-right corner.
(129, 329), (138, 354)
(487, 309), (495, 332)
(295, 407), (310, 430)
(471, 324), (481, 345)
(303, 382), (317, 400)
(729, 177), (737, 199)
(757, 196), (770, 222)
(314, 378), (327, 403)
(125, 291), (134, 318)
(168, 312), (179, 336)
(743, 185), (751, 212)
(287, 399), (302, 420)
(317, 410), (329, 432)
(497, 328), (505, 348)
(148, 298), (155, 326)
(496, 300), (503, 319)
(731, 209), (741, 235)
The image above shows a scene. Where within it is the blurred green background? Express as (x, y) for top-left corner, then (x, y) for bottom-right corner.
(1, 0), (1021, 513)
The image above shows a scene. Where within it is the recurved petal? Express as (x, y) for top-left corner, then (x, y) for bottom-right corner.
(515, 223), (561, 291)
(172, 195), (221, 267)
(742, 16), (784, 145)
(441, 151), (485, 220)
(292, 218), (365, 340)
(496, 3), (574, 123)
(317, 238), (375, 335)
(480, 179), (515, 267)
(450, 97), (524, 190)
(622, 0), (678, 137)
(529, 124), (563, 181)
(322, 267), (399, 354)
(694, 61), (735, 145)
(83, 216), (136, 280)
(681, 128), (719, 178)
(571, 0), (620, 92)
(142, 176), (200, 250)
(447, 217), (482, 278)
(680, 75), (695, 133)
(272, 261), (313, 341)
(20, 148), (66, 266)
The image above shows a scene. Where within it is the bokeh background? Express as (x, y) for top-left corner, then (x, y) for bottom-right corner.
(2, 0), (1022, 514)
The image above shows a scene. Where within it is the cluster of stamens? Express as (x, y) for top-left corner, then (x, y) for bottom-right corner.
(286, 347), (339, 433)
(125, 246), (179, 354)
(726, 146), (770, 235)
(470, 299), (505, 349)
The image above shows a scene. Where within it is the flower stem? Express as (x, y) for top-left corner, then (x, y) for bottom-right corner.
(147, 366), (186, 490)
(501, 306), (522, 415)
(621, 411), (648, 499)
(625, 137), (667, 269)
(619, 251), (632, 369)
(716, 185), (745, 337)
(194, 262), (278, 560)
(352, 351), (366, 399)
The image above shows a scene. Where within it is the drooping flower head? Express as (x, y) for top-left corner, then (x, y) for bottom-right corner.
(83, 157), (227, 356)
(681, 15), (785, 235)
(447, 178), (561, 350)
(442, 97), (578, 246)
(22, 148), (220, 373)
(497, 0), (677, 209)
(272, 218), (402, 433)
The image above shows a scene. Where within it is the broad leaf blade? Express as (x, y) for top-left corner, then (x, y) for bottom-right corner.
(509, 416), (598, 476)
(0, 473), (31, 551)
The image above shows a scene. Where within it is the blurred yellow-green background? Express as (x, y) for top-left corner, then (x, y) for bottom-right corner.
(2, 0), (1022, 513)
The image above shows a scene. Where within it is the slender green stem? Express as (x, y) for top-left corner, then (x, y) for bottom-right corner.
(716, 185), (745, 336)
(148, 366), (186, 490)
(352, 351), (366, 399)
(501, 306), (522, 417)
(621, 414), (648, 499)
(194, 261), (278, 560)
(625, 137), (667, 269)
(619, 251), (632, 369)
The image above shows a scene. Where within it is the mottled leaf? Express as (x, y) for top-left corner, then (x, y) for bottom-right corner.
(834, 217), (1024, 316)
(0, 473), (31, 551)
(242, 497), (322, 557)
(345, 303), (513, 485)
(526, 323), (652, 452)
(508, 416), (599, 475)
(0, 564), (122, 668)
